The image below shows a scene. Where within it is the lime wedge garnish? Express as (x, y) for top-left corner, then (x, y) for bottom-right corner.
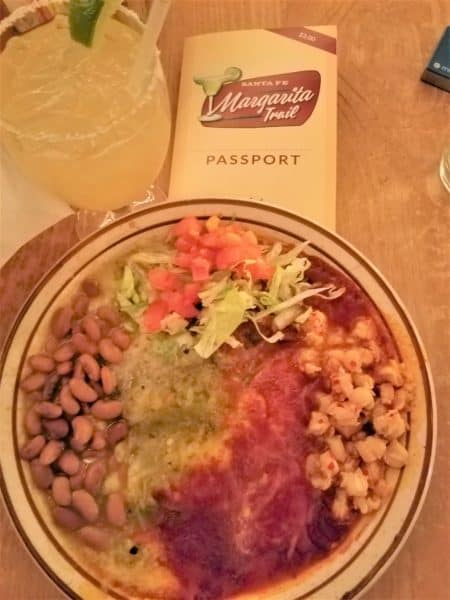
(69, 0), (123, 47)
(223, 66), (242, 83)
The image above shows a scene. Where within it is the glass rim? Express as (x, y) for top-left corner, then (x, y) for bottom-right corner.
(0, 0), (163, 143)
(0, 0), (145, 39)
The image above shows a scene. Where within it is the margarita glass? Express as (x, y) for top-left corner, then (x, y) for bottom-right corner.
(194, 66), (242, 122)
(0, 1), (171, 235)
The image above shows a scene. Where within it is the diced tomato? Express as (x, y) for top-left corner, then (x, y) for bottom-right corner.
(183, 282), (201, 303)
(175, 236), (194, 252)
(197, 247), (216, 262)
(160, 289), (199, 319)
(143, 300), (169, 332)
(162, 290), (184, 314)
(148, 267), (181, 291)
(200, 230), (243, 249)
(173, 216), (203, 239)
(215, 245), (249, 270)
(245, 259), (275, 280)
(179, 300), (199, 319)
(199, 231), (222, 248)
(244, 244), (262, 259)
(171, 216), (267, 282)
(174, 252), (192, 268)
(191, 256), (211, 281)
(221, 231), (244, 247)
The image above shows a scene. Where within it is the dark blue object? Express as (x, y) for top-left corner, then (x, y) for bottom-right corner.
(421, 26), (450, 92)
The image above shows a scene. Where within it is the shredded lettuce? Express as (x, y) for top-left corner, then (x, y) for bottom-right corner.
(128, 249), (174, 266)
(225, 335), (243, 349)
(113, 234), (345, 359)
(194, 287), (255, 359)
(271, 242), (309, 266)
(199, 276), (230, 307)
(115, 263), (149, 329)
(161, 313), (188, 335)
(247, 316), (285, 344)
(255, 285), (343, 321)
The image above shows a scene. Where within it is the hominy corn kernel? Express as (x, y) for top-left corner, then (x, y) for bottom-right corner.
(374, 410), (406, 440)
(340, 468), (369, 497)
(308, 411), (330, 436)
(384, 439), (408, 468)
(355, 436), (386, 463)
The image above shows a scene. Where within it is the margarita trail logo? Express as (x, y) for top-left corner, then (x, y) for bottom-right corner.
(194, 66), (321, 128)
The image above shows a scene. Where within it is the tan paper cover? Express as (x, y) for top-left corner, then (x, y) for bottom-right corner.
(169, 27), (337, 229)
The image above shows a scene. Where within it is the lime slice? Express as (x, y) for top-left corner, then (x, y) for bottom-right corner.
(223, 66), (242, 83)
(69, 0), (123, 47)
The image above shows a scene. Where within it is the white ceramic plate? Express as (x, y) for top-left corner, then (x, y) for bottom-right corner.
(0, 199), (436, 600)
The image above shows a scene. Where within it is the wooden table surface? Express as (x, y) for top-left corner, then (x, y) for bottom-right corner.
(1, 1), (449, 598)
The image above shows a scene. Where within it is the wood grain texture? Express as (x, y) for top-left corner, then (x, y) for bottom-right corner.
(1, 1), (449, 598)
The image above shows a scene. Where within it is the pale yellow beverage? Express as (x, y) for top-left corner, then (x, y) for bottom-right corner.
(0, 14), (171, 211)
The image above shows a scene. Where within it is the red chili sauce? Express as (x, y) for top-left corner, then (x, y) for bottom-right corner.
(156, 256), (396, 599)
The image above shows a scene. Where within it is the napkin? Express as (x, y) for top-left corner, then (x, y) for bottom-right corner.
(0, 147), (73, 267)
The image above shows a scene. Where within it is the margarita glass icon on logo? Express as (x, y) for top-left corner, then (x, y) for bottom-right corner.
(194, 66), (242, 122)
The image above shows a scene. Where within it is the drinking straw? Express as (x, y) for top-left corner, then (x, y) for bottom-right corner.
(128, 0), (172, 96)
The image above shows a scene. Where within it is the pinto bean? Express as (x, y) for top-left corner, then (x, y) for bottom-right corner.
(110, 328), (131, 350)
(70, 468), (85, 490)
(72, 294), (90, 318)
(105, 492), (127, 527)
(82, 279), (101, 298)
(72, 415), (94, 445)
(79, 354), (100, 381)
(98, 339), (123, 364)
(27, 390), (42, 403)
(100, 366), (116, 395)
(80, 403), (92, 416)
(79, 526), (109, 550)
(39, 440), (64, 465)
(97, 318), (112, 337)
(20, 435), (46, 460)
(106, 421), (128, 447)
(69, 379), (98, 403)
(72, 489), (99, 523)
(20, 372), (46, 392)
(72, 332), (97, 355)
(97, 305), (121, 326)
(53, 342), (75, 363)
(84, 460), (107, 495)
(58, 450), (81, 475)
(29, 354), (55, 373)
(43, 418), (69, 440)
(81, 315), (101, 342)
(35, 401), (63, 419)
(91, 431), (106, 451)
(70, 438), (86, 453)
(91, 381), (104, 396)
(30, 459), (54, 489)
(45, 336), (59, 354)
(73, 360), (85, 380)
(51, 306), (74, 339)
(60, 385), (80, 416)
(56, 360), (73, 376)
(53, 506), (84, 531)
(42, 372), (61, 401)
(25, 407), (42, 436)
(91, 400), (123, 420)
(52, 476), (72, 506)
